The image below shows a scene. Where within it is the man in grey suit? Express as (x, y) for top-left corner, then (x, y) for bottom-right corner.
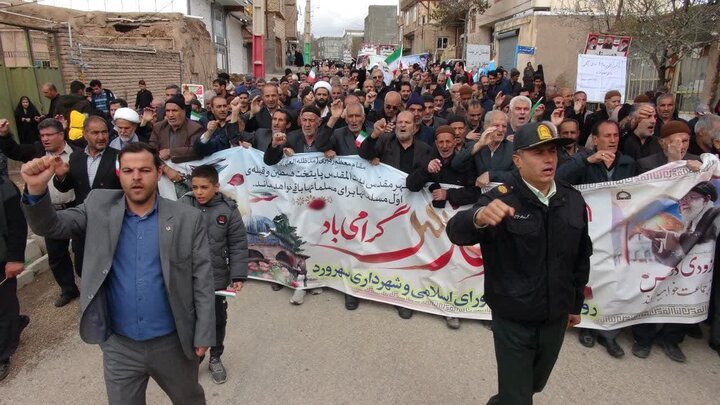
(20, 142), (215, 405)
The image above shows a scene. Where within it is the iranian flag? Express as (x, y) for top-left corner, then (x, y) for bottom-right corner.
(355, 130), (369, 148)
(308, 67), (318, 83)
(385, 47), (402, 73)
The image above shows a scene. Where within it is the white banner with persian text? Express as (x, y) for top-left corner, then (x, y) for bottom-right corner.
(168, 149), (720, 329)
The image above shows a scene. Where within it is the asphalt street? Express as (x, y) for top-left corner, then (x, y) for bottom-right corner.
(2, 272), (720, 404)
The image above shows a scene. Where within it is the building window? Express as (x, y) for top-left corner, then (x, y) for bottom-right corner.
(437, 37), (448, 49)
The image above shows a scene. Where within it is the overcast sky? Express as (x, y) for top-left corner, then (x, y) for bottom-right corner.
(299, 0), (398, 38)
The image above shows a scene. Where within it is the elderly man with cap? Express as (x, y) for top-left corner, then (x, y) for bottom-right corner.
(264, 105), (332, 168)
(446, 121), (591, 405)
(637, 120), (701, 173)
(407, 125), (480, 329)
(405, 93), (435, 145)
(109, 108), (141, 150)
(149, 95), (203, 184)
(634, 181), (720, 363)
(452, 110), (515, 188)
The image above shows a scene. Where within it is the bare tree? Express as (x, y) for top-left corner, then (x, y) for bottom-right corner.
(430, 0), (490, 26)
(566, 0), (720, 87)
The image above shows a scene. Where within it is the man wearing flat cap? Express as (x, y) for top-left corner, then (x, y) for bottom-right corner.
(637, 120), (701, 173)
(447, 122), (592, 405)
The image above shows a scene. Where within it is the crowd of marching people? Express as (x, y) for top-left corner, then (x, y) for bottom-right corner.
(2, 56), (720, 403)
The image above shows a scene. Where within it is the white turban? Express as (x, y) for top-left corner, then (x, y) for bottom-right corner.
(313, 81), (332, 93)
(113, 107), (140, 124)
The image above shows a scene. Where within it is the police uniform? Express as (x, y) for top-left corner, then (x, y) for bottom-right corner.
(447, 122), (592, 405)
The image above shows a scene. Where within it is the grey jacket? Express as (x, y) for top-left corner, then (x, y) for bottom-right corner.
(22, 189), (215, 360)
(180, 193), (248, 289)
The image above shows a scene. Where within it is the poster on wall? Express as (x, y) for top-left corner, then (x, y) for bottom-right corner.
(585, 33), (632, 57)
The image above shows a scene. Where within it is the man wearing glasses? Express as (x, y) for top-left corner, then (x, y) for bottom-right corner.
(367, 91), (403, 126)
(0, 118), (80, 307)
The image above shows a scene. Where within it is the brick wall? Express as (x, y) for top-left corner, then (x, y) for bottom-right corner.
(55, 31), (182, 103)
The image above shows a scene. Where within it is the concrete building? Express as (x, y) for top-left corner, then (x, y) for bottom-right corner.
(463, 0), (588, 89)
(342, 29), (365, 61)
(399, 0), (461, 60)
(316, 37), (344, 61)
(284, 0), (299, 64)
(364, 5), (398, 45)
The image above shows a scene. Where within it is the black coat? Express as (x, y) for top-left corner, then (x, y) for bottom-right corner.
(446, 173), (592, 323)
(53, 148), (122, 204)
(316, 126), (361, 156)
(637, 152), (700, 173)
(406, 153), (481, 207)
(556, 150), (638, 185)
(358, 133), (435, 174)
(451, 139), (516, 183)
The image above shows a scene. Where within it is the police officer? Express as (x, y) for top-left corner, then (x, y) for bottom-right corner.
(447, 122), (592, 405)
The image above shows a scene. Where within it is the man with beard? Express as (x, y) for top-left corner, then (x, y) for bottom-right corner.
(21, 143), (215, 404)
(636, 182), (719, 363)
(637, 120), (700, 174)
(508, 96), (532, 136)
(359, 111), (434, 320)
(399, 82), (413, 104)
(194, 96), (243, 157)
(245, 85), (282, 131)
(212, 78), (234, 103)
(556, 119), (588, 165)
(421, 93), (447, 131)
(622, 103), (663, 160)
(446, 122), (590, 405)
(109, 108), (142, 150)
(630, 121), (702, 363)
(452, 110), (515, 188)
(313, 81), (333, 120)
(406, 126), (480, 330)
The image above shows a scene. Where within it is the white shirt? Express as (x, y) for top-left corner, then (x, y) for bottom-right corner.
(47, 143), (75, 205)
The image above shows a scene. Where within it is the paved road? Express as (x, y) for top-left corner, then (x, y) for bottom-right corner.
(2, 271), (720, 404)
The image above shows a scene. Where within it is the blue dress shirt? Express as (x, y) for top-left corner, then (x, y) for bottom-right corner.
(108, 198), (176, 341)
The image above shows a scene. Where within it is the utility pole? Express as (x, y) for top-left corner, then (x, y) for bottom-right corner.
(252, 0), (266, 78)
(303, 0), (311, 66)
